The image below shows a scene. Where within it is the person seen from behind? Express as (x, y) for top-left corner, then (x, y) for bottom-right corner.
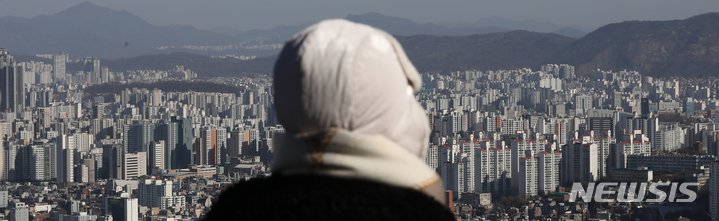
(206, 19), (454, 221)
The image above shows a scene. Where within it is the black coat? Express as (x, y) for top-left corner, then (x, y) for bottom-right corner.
(205, 174), (455, 221)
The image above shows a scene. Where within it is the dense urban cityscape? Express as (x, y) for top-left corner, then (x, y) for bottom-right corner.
(1, 42), (719, 220)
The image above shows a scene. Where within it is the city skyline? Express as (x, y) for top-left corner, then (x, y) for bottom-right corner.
(2, 2), (719, 219)
(2, 44), (719, 219)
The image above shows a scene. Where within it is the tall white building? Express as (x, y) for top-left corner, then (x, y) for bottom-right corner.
(537, 150), (562, 194)
(518, 152), (538, 197)
(460, 137), (477, 192)
(123, 152), (147, 180)
(591, 131), (615, 179)
(475, 138), (511, 197)
(561, 140), (598, 185)
(575, 130), (614, 179)
(53, 54), (66, 81)
(510, 132), (542, 190)
(424, 144), (439, 172)
(653, 123), (683, 151)
(56, 137), (75, 183)
(439, 139), (463, 198)
(149, 141), (165, 171)
(27, 146), (45, 181)
(71, 133), (93, 153)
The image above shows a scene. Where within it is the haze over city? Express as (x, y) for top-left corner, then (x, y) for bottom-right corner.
(2, 1), (719, 220)
(1, 0), (718, 31)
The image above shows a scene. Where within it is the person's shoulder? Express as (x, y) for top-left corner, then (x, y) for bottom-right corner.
(206, 175), (455, 221)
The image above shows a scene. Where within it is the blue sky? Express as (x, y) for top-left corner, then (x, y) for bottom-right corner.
(1, 0), (718, 31)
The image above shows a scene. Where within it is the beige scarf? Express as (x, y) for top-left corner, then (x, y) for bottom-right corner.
(272, 128), (440, 191)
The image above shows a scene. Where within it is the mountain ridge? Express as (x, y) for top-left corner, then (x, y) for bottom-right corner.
(549, 12), (719, 77)
(397, 30), (574, 73)
(37, 30), (571, 78)
(4, 2), (719, 78)
(0, 2), (585, 59)
(0, 2), (236, 58)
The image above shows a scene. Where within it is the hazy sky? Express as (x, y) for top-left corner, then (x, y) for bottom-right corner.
(1, 0), (718, 31)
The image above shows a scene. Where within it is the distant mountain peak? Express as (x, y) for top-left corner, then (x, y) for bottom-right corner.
(61, 1), (111, 13)
(45, 1), (145, 24)
(76, 1), (99, 7)
(0, 1), (235, 58)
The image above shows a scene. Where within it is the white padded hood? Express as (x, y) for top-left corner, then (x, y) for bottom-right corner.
(273, 19), (429, 157)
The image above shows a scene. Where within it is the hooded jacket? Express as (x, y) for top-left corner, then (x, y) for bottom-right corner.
(206, 19), (453, 221)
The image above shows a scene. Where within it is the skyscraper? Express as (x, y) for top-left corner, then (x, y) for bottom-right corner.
(641, 98), (650, 118)
(42, 142), (56, 181)
(53, 53), (66, 81)
(149, 141), (165, 171)
(56, 143), (75, 183)
(171, 117), (193, 168)
(561, 140), (599, 185)
(3, 141), (17, 181)
(613, 91), (623, 109)
(475, 139), (511, 197)
(518, 154), (538, 197)
(84, 57), (100, 83)
(101, 66), (110, 83)
(510, 133), (543, 189)
(17, 145), (44, 181)
(686, 97), (695, 116)
(559, 64), (575, 79)
(106, 144), (124, 179)
(229, 130), (243, 160)
(123, 121), (154, 154)
(574, 94), (593, 116)
(154, 121), (177, 169)
(197, 127), (227, 165)
(537, 150), (562, 195)
(0, 48), (24, 112)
